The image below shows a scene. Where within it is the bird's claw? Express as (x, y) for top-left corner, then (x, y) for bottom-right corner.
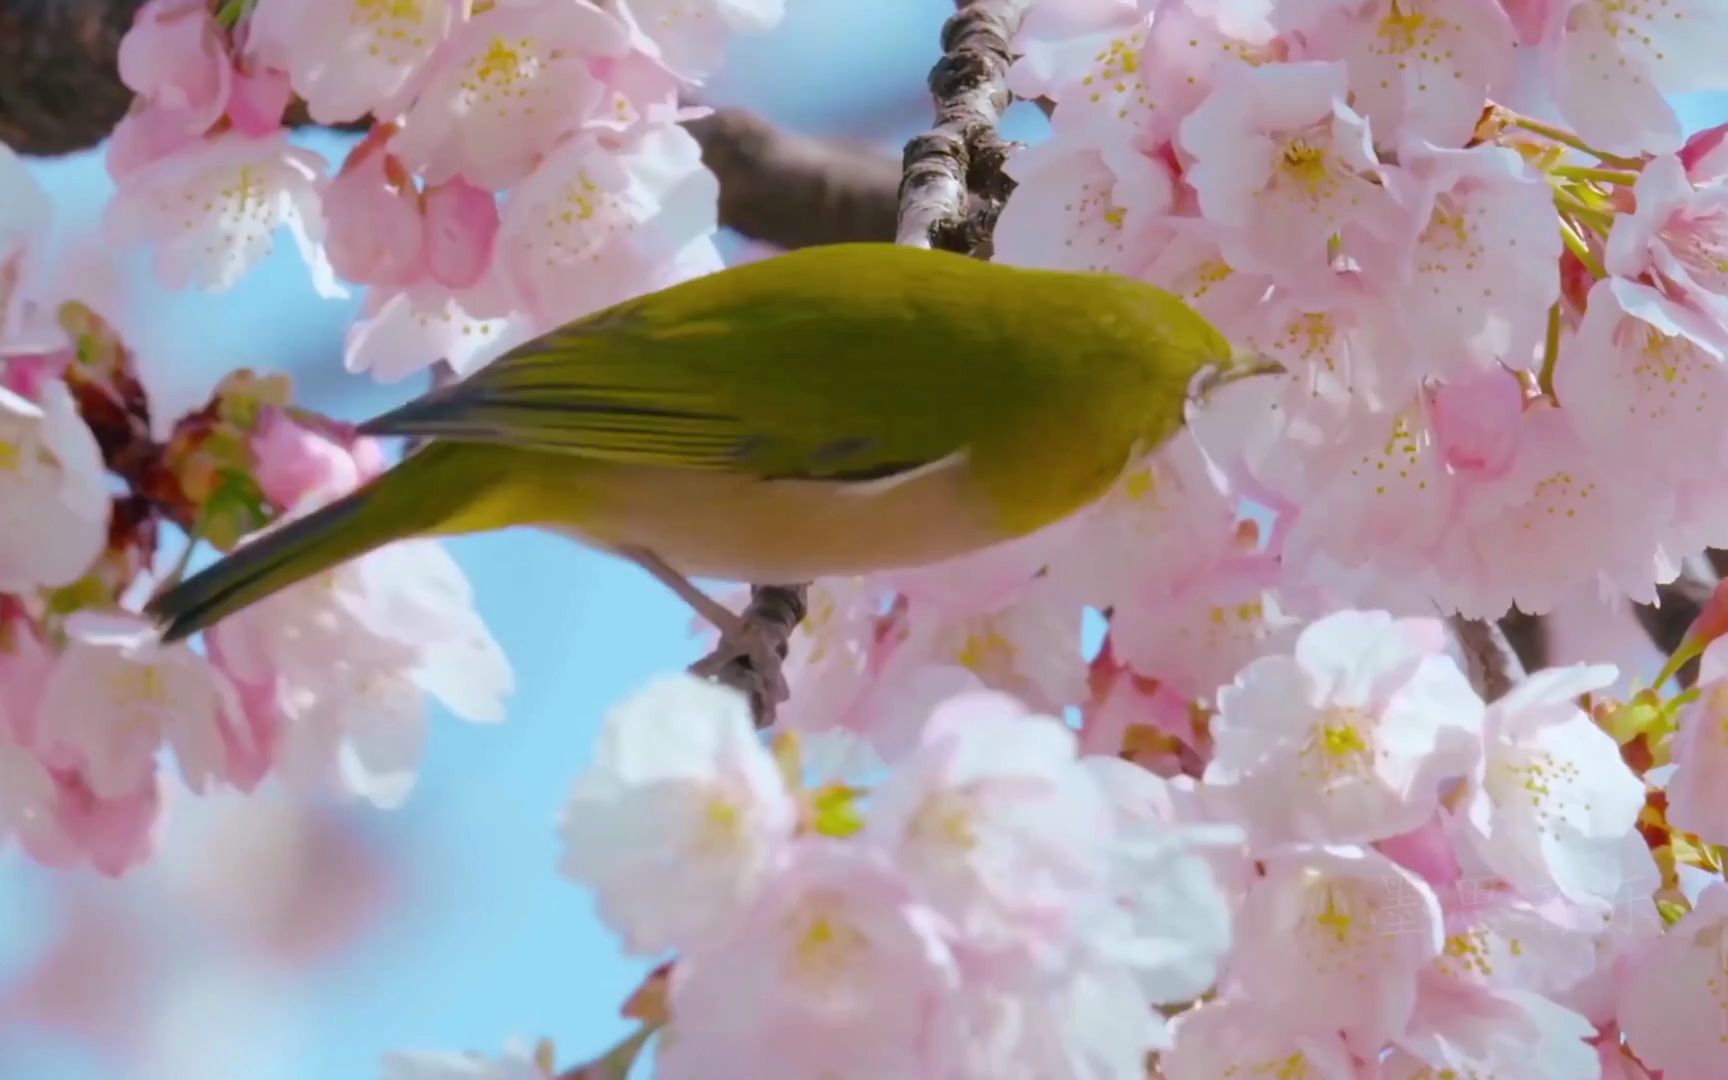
(691, 613), (792, 727)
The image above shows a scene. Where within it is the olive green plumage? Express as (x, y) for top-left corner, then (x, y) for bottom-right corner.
(148, 242), (1251, 643)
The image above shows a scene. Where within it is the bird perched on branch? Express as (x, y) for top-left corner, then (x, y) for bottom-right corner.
(146, 242), (1278, 687)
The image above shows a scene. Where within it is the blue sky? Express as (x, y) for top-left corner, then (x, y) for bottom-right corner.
(1, 5), (1725, 1077)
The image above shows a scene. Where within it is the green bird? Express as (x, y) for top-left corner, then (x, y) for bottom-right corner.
(146, 242), (1274, 662)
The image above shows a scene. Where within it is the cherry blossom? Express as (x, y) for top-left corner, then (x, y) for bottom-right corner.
(1539, 0), (1728, 156)
(1389, 973), (1601, 1079)
(864, 693), (1113, 969)
(204, 530), (510, 807)
(1285, 0), (1517, 148)
(615, 0), (787, 82)
(1666, 636), (1728, 844)
(1459, 664), (1647, 911)
(247, 0), (453, 126)
(1379, 142), (1562, 378)
(1178, 60), (1397, 280)
(1162, 998), (1356, 1080)
(659, 840), (958, 1080)
(390, 0), (631, 190)
(1229, 843), (1444, 1052)
(33, 611), (253, 799)
(994, 139), (1174, 275)
(109, 0), (232, 177)
(103, 132), (339, 295)
(1205, 610), (1484, 847)
(1617, 881), (1728, 1079)
(497, 123), (722, 329)
(0, 381), (111, 593)
(558, 674), (796, 954)
(1605, 153), (1728, 343)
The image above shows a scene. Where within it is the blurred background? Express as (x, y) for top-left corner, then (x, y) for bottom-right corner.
(0, 3), (1725, 1077)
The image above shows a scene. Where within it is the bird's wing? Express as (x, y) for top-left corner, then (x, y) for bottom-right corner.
(358, 245), (1042, 482)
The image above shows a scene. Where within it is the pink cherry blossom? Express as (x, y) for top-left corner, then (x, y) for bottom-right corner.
(658, 840), (957, 1080)
(898, 578), (1089, 718)
(1540, 0), (1728, 156)
(246, 0), (452, 126)
(1109, 548), (1309, 704)
(497, 123), (722, 329)
(33, 612), (253, 799)
(342, 274), (532, 381)
(1204, 610), (1485, 848)
(1616, 881), (1728, 1079)
(1560, 278), (1728, 497)
(1429, 398), (1673, 618)
(614, 0), (787, 82)
(0, 621), (55, 848)
(1389, 971), (1600, 1078)
(205, 531), (510, 807)
(558, 674), (796, 955)
(103, 132), (338, 294)
(865, 693), (1113, 969)
(1605, 153), (1728, 342)
(1178, 60), (1397, 280)
(1137, 217), (1277, 332)
(0, 381), (111, 593)
(1379, 142), (1562, 377)
(1682, 120), (1728, 181)
(390, 0), (631, 190)
(1162, 998), (1356, 1080)
(422, 178), (500, 290)
(19, 765), (161, 877)
(1082, 756), (1242, 1005)
(1229, 843), (1444, 1054)
(994, 139), (1173, 276)
(226, 60), (293, 136)
(768, 578), (959, 768)
(320, 133), (425, 288)
(1285, 0), (1517, 148)
(108, 0), (232, 178)
(1459, 664), (1647, 911)
(248, 405), (383, 509)
(1665, 635), (1728, 844)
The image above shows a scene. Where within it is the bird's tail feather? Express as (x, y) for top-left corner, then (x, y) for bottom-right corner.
(146, 445), (472, 642)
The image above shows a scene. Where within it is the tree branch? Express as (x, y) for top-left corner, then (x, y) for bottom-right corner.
(686, 110), (899, 248)
(1449, 615), (1525, 702)
(896, 0), (1028, 254)
(1631, 555), (1719, 688)
(0, 0), (900, 250)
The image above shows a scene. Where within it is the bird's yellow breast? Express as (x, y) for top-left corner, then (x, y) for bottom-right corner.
(521, 452), (1013, 584)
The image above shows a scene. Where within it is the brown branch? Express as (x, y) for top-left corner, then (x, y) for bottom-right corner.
(1496, 608), (1549, 675)
(0, 1), (899, 250)
(896, 0), (1028, 254)
(686, 110), (899, 248)
(1449, 615), (1525, 702)
(1631, 555), (1719, 688)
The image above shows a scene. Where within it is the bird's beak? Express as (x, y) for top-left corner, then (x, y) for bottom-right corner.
(1186, 348), (1287, 403)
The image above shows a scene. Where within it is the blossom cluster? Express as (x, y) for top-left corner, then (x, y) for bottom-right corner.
(0, 0), (782, 874)
(508, 608), (1717, 1079)
(0, 166), (509, 870)
(103, 0), (769, 379)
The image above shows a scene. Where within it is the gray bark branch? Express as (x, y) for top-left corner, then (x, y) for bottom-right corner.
(896, 0), (1028, 254)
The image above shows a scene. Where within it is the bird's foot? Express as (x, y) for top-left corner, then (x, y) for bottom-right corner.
(690, 604), (794, 725)
(689, 584), (807, 727)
